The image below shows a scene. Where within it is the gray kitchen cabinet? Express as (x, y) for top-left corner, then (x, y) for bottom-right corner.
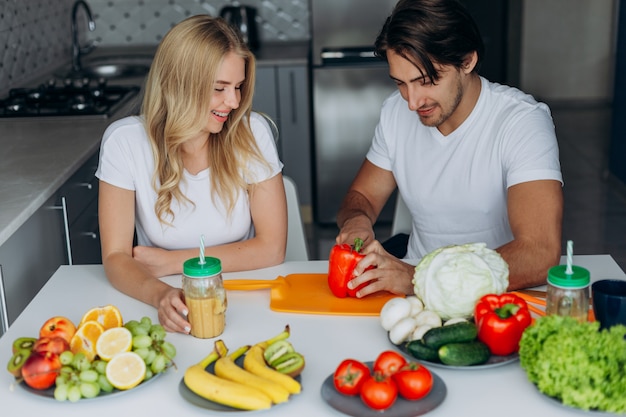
(0, 150), (101, 327)
(57, 151), (102, 265)
(0, 193), (66, 326)
(253, 64), (312, 207)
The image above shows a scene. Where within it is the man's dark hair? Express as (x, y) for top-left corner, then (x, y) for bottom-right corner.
(374, 0), (484, 83)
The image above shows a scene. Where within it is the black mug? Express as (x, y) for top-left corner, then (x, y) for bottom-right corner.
(592, 279), (626, 329)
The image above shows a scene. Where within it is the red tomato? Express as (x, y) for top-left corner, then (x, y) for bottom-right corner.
(392, 362), (434, 400)
(360, 373), (398, 411)
(333, 359), (371, 396)
(373, 350), (407, 376)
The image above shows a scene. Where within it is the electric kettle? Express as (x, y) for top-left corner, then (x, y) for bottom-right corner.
(219, 5), (259, 50)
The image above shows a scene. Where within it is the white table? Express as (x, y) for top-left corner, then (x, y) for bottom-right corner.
(0, 255), (623, 416)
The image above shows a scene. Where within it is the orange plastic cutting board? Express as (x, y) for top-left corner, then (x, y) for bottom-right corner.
(223, 273), (398, 316)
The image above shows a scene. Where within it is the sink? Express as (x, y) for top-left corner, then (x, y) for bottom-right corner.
(57, 55), (153, 80)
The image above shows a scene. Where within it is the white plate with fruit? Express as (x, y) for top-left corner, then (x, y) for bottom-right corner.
(7, 306), (176, 402)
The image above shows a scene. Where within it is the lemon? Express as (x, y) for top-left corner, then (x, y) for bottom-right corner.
(105, 351), (146, 390)
(96, 327), (133, 361)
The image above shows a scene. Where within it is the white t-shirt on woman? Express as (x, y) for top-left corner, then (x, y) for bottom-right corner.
(96, 112), (283, 250)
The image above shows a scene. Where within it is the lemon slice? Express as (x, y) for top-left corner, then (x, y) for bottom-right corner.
(96, 327), (133, 361)
(105, 351), (146, 390)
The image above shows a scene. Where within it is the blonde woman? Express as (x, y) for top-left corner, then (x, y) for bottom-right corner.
(96, 15), (287, 334)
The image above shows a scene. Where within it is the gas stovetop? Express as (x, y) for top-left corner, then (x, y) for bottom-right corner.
(0, 78), (140, 118)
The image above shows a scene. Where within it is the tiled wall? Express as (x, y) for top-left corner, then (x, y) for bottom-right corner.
(89, 0), (310, 45)
(0, 0), (75, 94)
(0, 0), (310, 95)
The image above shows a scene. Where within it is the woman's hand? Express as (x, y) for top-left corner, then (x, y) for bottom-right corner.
(155, 286), (192, 334)
(132, 246), (181, 278)
(347, 240), (416, 297)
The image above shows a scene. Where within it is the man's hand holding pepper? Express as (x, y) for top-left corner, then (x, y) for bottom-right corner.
(335, 214), (376, 248)
(348, 240), (416, 297)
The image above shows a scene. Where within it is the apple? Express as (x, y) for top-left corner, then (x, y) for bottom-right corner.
(39, 316), (76, 344)
(32, 336), (70, 355)
(21, 351), (61, 390)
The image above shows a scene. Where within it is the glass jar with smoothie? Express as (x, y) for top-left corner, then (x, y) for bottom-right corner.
(182, 256), (227, 338)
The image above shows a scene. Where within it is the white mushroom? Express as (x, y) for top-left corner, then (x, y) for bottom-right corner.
(380, 297), (412, 331)
(409, 324), (434, 341)
(406, 296), (424, 317)
(414, 310), (443, 328)
(389, 316), (418, 345)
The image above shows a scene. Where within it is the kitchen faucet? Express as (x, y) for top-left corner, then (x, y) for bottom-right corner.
(71, 0), (96, 73)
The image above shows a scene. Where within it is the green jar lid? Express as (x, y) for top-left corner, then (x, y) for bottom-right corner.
(547, 265), (590, 288)
(183, 257), (222, 278)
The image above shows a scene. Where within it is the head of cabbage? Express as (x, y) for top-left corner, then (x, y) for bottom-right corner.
(412, 243), (509, 320)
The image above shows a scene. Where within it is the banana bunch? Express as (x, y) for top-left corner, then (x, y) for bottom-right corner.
(183, 325), (303, 411)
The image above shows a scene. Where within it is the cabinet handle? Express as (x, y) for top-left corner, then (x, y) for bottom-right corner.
(81, 232), (98, 239)
(78, 182), (93, 190)
(289, 71), (297, 124)
(0, 265), (9, 335)
(49, 197), (73, 265)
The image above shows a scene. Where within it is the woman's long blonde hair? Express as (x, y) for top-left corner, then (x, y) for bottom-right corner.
(142, 15), (265, 224)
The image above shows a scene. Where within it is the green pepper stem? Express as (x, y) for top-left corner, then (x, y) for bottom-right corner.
(495, 303), (521, 319)
(353, 238), (364, 253)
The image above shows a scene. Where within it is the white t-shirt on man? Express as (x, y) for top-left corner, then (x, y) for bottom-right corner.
(367, 77), (563, 260)
(96, 112), (283, 250)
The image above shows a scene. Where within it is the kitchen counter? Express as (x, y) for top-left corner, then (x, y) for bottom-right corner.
(0, 255), (624, 416)
(0, 41), (310, 248)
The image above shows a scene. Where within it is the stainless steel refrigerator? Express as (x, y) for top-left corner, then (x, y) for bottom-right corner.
(311, 0), (399, 224)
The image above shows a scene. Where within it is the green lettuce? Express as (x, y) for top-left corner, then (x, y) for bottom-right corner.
(519, 315), (626, 413)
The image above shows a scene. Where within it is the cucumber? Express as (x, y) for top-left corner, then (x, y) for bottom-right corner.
(422, 321), (478, 349)
(438, 341), (490, 366)
(405, 340), (440, 363)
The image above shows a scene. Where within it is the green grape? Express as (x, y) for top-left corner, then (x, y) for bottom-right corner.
(67, 385), (82, 402)
(54, 383), (69, 401)
(149, 324), (166, 341)
(93, 360), (107, 375)
(72, 352), (91, 371)
(144, 369), (154, 381)
(132, 325), (149, 336)
(59, 350), (74, 365)
(151, 354), (166, 374)
(134, 347), (150, 360)
(144, 349), (157, 365)
(56, 374), (69, 387)
(132, 334), (153, 349)
(124, 320), (140, 333)
(60, 365), (74, 375)
(80, 381), (101, 399)
(79, 369), (99, 383)
(160, 341), (177, 360)
(140, 316), (153, 327)
(98, 374), (114, 393)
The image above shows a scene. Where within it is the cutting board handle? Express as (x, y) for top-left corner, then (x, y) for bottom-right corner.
(223, 278), (284, 291)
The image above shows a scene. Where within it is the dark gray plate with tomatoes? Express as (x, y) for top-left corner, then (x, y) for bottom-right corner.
(320, 361), (446, 417)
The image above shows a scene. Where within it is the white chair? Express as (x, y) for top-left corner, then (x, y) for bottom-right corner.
(391, 193), (412, 236)
(0, 265), (9, 337)
(283, 176), (309, 262)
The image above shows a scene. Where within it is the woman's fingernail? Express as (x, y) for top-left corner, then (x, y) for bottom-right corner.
(184, 326), (191, 333)
(182, 309), (188, 317)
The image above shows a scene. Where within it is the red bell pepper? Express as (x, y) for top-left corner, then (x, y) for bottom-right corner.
(474, 293), (532, 356)
(328, 238), (369, 298)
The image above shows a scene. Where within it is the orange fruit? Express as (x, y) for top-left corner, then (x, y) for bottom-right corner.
(70, 320), (105, 361)
(79, 305), (123, 330)
(105, 351), (146, 390)
(96, 327), (133, 361)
